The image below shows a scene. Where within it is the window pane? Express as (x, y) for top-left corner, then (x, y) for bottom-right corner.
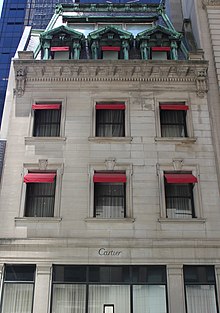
(160, 110), (187, 137)
(133, 285), (167, 313)
(25, 182), (56, 217)
(1, 284), (34, 313)
(94, 183), (125, 218)
(5, 265), (35, 282)
(96, 110), (125, 137)
(152, 51), (168, 60)
(33, 109), (61, 137)
(52, 284), (86, 313)
(89, 266), (130, 283)
(88, 285), (130, 313)
(132, 266), (166, 284)
(53, 266), (87, 283)
(53, 51), (69, 60)
(184, 266), (215, 284)
(185, 285), (217, 313)
(102, 51), (119, 60)
(165, 184), (194, 219)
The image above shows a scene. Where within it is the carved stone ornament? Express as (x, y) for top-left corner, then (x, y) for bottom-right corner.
(172, 159), (184, 171)
(203, 0), (220, 5)
(15, 68), (26, 97)
(195, 68), (208, 98)
(39, 159), (48, 170)
(14, 60), (209, 97)
(105, 158), (116, 170)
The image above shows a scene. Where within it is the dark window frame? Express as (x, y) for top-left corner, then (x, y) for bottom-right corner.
(51, 265), (168, 313)
(160, 108), (188, 138)
(33, 107), (61, 137)
(183, 266), (219, 313)
(165, 180), (196, 219)
(96, 107), (125, 137)
(0, 265), (35, 313)
(94, 182), (126, 219)
(24, 174), (56, 218)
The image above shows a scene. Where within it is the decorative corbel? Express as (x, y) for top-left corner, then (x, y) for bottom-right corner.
(15, 68), (26, 97)
(195, 67), (208, 98)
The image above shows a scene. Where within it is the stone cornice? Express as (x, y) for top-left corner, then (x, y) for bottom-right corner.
(203, 0), (220, 6)
(13, 59), (208, 98)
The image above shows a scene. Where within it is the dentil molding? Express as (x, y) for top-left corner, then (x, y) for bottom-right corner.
(203, 0), (220, 5)
(14, 59), (208, 98)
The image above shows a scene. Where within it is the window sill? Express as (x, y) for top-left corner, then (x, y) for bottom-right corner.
(25, 137), (66, 144)
(85, 218), (135, 223)
(15, 217), (62, 225)
(88, 137), (133, 143)
(158, 218), (206, 223)
(155, 137), (197, 144)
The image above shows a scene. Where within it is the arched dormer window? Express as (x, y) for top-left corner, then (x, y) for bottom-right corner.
(87, 26), (133, 60)
(40, 25), (85, 60)
(136, 25), (182, 60)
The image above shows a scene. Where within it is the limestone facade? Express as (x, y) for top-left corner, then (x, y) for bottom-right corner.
(0, 3), (220, 313)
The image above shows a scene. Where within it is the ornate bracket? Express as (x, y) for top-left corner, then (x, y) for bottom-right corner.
(15, 68), (26, 97)
(195, 68), (208, 98)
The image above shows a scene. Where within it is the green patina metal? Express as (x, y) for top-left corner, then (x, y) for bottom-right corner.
(88, 26), (133, 60)
(34, 2), (188, 60)
(88, 26), (133, 42)
(56, 3), (163, 14)
(40, 25), (85, 60)
(136, 25), (182, 60)
(40, 25), (84, 41)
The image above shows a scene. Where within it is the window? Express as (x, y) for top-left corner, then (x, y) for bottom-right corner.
(24, 172), (56, 217)
(50, 46), (70, 60)
(184, 266), (218, 313)
(1, 265), (35, 313)
(151, 47), (171, 60)
(51, 265), (167, 313)
(164, 173), (197, 219)
(101, 46), (120, 60)
(96, 102), (125, 137)
(94, 172), (126, 218)
(160, 103), (188, 137)
(32, 103), (61, 137)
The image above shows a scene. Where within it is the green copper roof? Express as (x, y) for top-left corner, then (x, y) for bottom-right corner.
(40, 25), (85, 41)
(88, 25), (133, 42)
(136, 24), (182, 41)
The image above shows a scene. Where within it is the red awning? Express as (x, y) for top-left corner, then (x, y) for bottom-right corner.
(50, 46), (69, 52)
(152, 47), (171, 52)
(101, 46), (120, 51)
(160, 104), (189, 111)
(24, 173), (56, 183)
(93, 172), (126, 183)
(32, 104), (61, 110)
(165, 173), (198, 184)
(96, 103), (125, 110)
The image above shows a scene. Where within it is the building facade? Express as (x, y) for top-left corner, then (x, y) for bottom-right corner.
(0, 2), (220, 313)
